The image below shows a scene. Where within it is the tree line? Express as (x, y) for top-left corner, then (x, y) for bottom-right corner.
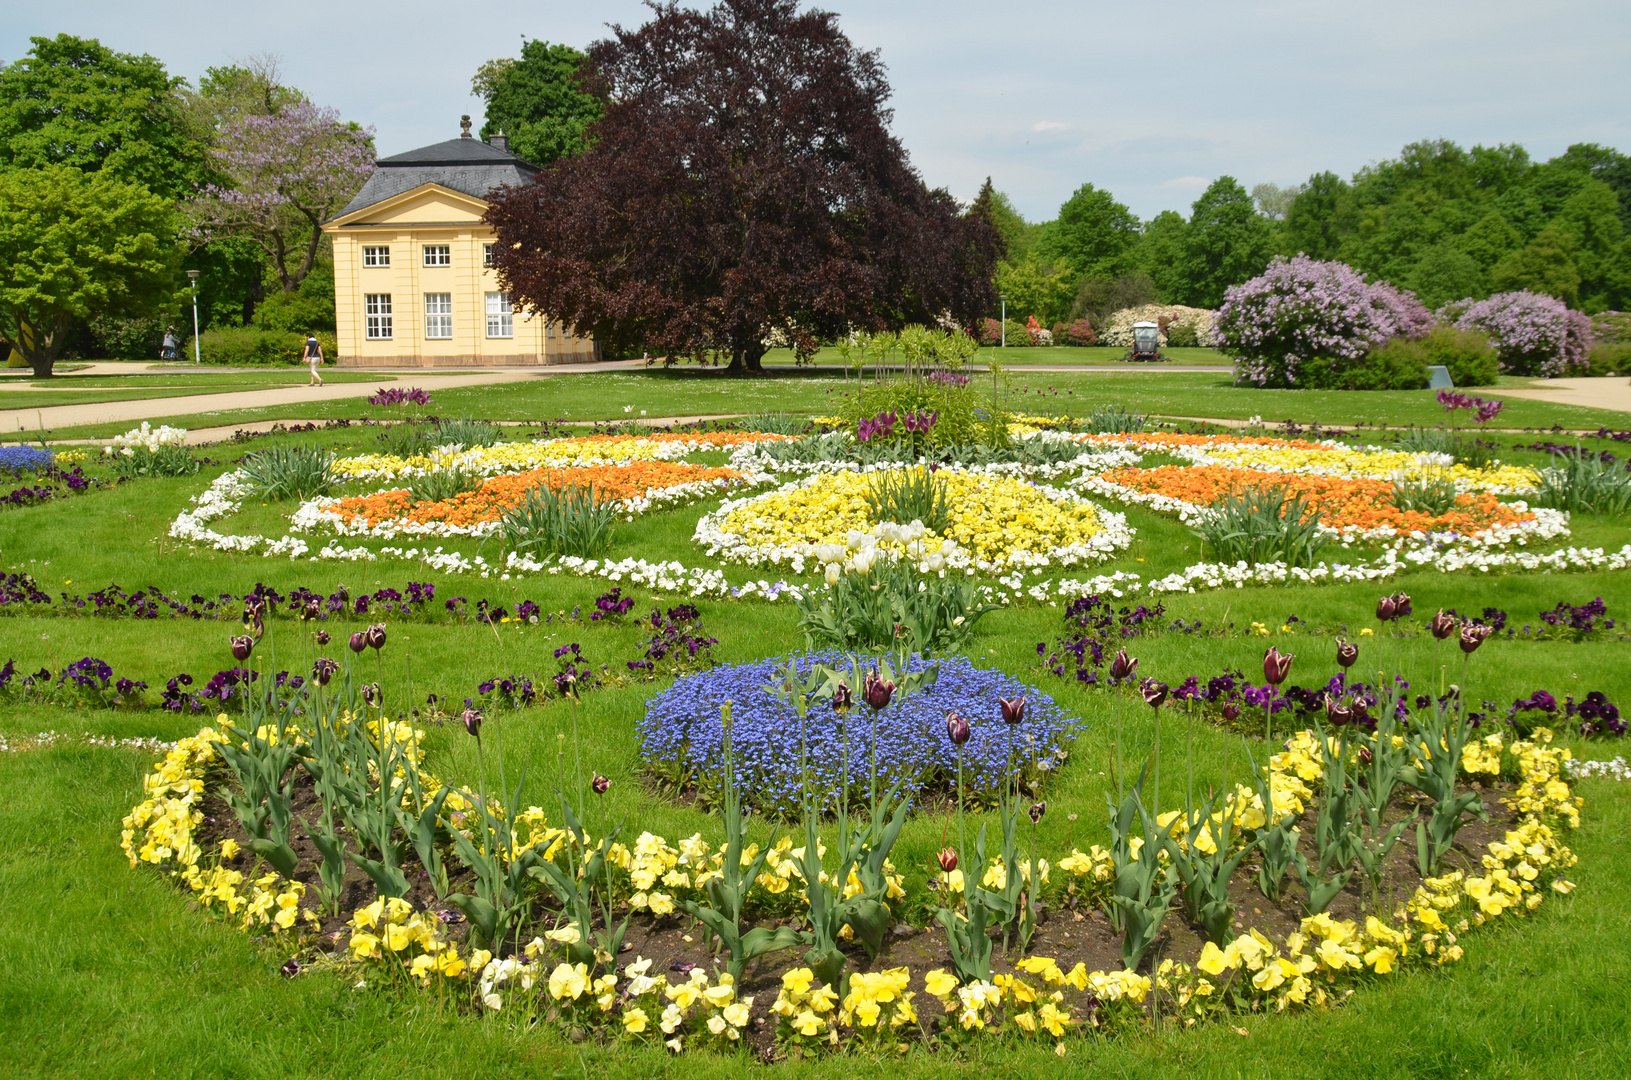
(982, 138), (1631, 331)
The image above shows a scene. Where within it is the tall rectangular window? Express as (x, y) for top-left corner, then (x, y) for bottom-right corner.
(424, 293), (452, 339)
(485, 292), (513, 338)
(362, 245), (390, 267)
(423, 244), (451, 267)
(482, 243), (495, 268)
(365, 294), (393, 339)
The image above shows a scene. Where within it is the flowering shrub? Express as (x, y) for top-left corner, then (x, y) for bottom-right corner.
(1448, 290), (1592, 378)
(1102, 305), (1217, 349)
(639, 652), (1078, 814)
(1056, 318), (1096, 347)
(1217, 257), (1432, 388)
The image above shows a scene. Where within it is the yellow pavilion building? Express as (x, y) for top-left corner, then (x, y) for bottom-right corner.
(322, 119), (598, 367)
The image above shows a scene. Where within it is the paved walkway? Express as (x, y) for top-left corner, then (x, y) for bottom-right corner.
(1489, 376), (1631, 415)
(0, 360), (647, 436)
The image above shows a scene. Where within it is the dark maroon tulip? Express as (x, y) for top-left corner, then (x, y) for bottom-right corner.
(1336, 641), (1359, 668)
(863, 671), (894, 712)
(1358, 746), (1374, 766)
(1263, 647), (1294, 686)
(280, 957), (300, 978)
(244, 596), (265, 624)
(592, 775), (609, 795)
(229, 634), (254, 662)
(302, 598), (322, 622)
(312, 657), (338, 686)
(1109, 648), (1137, 681)
(1376, 595), (1398, 622)
(945, 711), (971, 746)
(1351, 700), (1373, 730)
(1029, 800), (1047, 824)
(316, 629), (331, 646)
(1460, 623), (1492, 654)
(831, 681), (853, 712)
(349, 631), (367, 654)
(1140, 678), (1169, 709)
(1221, 702), (1242, 723)
(362, 682), (381, 707)
(937, 848), (959, 873)
(461, 707), (482, 737)
(999, 695), (1027, 725)
(1430, 610), (1458, 640)
(1325, 698), (1352, 727)
(365, 623), (387, 651)
(1393, 593), (1413, 619)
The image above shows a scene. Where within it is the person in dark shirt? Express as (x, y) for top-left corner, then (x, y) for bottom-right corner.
(305, 332), (324, 386)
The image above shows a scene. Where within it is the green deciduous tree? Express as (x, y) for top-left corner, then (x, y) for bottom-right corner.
(1037, 182), (1140, 281)
(970, 177), (1039, 263)
(0, 165), (180, 376)
(0, 34), (210, 200)
(1491, 226), (1582, 306)
(1136, 209), (1188, 301)
(1284, 171), (1352, 259)
(473, 39), (604, 166)
(1175, 176), (1273, 308)
(995, 252), (1075, 324)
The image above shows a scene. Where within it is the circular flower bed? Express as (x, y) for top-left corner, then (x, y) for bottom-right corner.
(639, 652), (1080, 816)
(1160, 441), (1539, 495)
(312, 462), (753, 538)
(695, 469), (1131, 572)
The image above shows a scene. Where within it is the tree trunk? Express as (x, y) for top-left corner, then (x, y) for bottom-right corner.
(725, 342), (767, 375)
(16, 315), (70, 378)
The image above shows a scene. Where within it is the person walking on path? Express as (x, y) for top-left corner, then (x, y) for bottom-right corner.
(160, 327), (178, 360)
(304, 331), (325, 386)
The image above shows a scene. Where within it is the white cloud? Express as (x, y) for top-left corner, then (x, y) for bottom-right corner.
(1161, 176), (1212, 190)
(1031, 120), (1071, 132)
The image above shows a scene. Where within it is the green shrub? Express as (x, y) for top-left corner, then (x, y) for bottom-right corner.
(239, 446), (335, 500)
(254, 286), (336, 334)
(1534, 448), (1631, 516)
(1358, 326), (1500, 390)
(407, 467), (482, 504)
(195, 327), (338, 366)
(1585, 342), (1631, 377)
(1165, 323), (1199, 347)
(841, 379), (988, 449)
(87, 315), (169, 361)
(434, 418), (504, 449)
(1190, 485), (1328, 567)
(500, 483), (617, 559)
(865, 468), (951, 531)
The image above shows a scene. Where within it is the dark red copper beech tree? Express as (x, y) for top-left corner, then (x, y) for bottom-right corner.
(485, 0), (1000, 373)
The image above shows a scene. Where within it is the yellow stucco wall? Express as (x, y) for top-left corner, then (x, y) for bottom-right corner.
(322, 185), (597, 367)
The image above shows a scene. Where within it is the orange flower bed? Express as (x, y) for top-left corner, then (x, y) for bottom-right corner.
(328, 462), (747, 529)
(1101, 465), (1535, 535)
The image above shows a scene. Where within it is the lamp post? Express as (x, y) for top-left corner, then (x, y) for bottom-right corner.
(998, 294), (1007, 349)
(186, 270), (201, 364)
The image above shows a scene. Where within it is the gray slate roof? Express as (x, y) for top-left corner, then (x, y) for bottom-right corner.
(331, 134), (538, 221)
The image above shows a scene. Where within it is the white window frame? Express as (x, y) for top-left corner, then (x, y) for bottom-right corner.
(362, 245), (390, 268)
(422, 244), (451, 267)
(424, 293), (453, 340)
(482, 243), (495, 268)
(364, 294), (393, 340)
(485, 292), (514, 339)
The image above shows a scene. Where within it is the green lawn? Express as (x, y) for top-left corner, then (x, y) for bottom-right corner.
(29, 368), (1628, 442)
(759, 345), (1235, 367)
(1, 379), (1628, 1076)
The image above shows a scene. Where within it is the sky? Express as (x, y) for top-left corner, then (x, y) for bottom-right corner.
(4, 0), (1629, 222)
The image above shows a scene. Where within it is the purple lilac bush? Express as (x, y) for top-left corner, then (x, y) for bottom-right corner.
(1446, 290), (1592, 378)
(638, 652), (1080, 816)
(1216, 256), (1432, 388)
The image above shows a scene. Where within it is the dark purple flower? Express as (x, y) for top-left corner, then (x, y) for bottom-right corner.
(229, 635), (254, 662)
(1263, 647), (1294, 686)
(316, 629), (331, 646)
(349, 631), (366, 654)
(592, 775), (609, 795)
(1139, 678), (1168, 709)
(945, 711), (971, 746)
(1430, 610), (1458, 640)
(863, 671), (894, 712)
(937, 847), (959, 873)
(312, 657), (338, 686)
(1325, 698), (1352, 727)
(461, 707), (482, 737)
(831, 681), (852, 712)
(1109, 648), (1137, 681)
(1460, 623), (1492, 654)
(280, 958), (301, 978)
(365, 624), (387, 650)
(999, 695), (1027, 725)
(1221, 702), (1242, 722)
(362, 682), (381, 707)
(1336, 641), (1358, 668)
(1029, 800), (1047, 824)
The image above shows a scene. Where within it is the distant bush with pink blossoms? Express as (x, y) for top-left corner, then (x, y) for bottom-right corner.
(1216, 256), (1433, 388)
(1446, 291), (1592, 379)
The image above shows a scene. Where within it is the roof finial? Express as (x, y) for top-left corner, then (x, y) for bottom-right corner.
(460, 115), (472, 138)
